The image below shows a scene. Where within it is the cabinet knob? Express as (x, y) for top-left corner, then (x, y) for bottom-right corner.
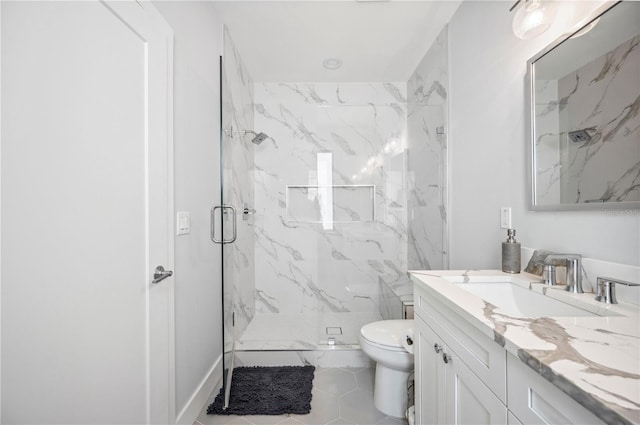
(434, 343), (443, 353)
(442, 352), (452, 364)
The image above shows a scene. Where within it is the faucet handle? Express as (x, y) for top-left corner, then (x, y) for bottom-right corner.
(543, 264), (557, 286)
(595, 277), (640, 304)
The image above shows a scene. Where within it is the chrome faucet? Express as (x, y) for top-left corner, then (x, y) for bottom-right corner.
(595, 277), (640, 304)
(544, 254), (583, 293)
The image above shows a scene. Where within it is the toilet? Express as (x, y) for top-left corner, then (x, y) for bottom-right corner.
(360, 319), (414, 418)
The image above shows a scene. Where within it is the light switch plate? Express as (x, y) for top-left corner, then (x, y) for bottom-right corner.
(500, 207), (512, 229)
(177, 211), (190, 235)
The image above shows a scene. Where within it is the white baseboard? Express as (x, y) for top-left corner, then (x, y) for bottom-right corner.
(175, 355), (223, 425)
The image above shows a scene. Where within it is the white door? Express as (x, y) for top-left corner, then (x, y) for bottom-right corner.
(1, 1), (174, 423)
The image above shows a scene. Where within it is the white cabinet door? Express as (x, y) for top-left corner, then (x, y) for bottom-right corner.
(508, 411), (524, 425)
(447, 347), (507, 425)
(1, 2), (174, 423)
(416, 313), (507, 425)
(415, 283), (506, 402)
(416, 315), (447, 425)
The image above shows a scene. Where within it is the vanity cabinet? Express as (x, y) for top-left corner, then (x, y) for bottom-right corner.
(416, 314), (506, 424)
(413, 280), (610, 425)
(415, 284), (506, 424)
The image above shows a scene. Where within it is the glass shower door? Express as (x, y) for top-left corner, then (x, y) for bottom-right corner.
(216, 27), (258, 409)
(214, 53), (237, 409)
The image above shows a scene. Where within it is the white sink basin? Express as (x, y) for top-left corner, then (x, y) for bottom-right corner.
(443, 275), (617, 318)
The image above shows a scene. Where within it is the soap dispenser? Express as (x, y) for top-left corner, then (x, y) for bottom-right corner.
(502, 229), (521, 274)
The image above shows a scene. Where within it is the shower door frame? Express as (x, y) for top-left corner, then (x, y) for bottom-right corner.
(216, 54), (236, 410)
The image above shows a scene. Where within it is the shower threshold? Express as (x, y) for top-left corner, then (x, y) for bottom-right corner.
(236, 312), (380, 351)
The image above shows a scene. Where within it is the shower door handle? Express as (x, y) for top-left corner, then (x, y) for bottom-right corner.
(210, 205), (237, 244)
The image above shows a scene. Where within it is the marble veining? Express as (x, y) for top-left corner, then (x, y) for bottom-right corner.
(379, 275), (414, 321)
(407, 26), (449, 270)
(411, 269), (640, 425)
(221, 28), (256, 351)
(253, 81), (409, 340)
(535, 33), (640, 205)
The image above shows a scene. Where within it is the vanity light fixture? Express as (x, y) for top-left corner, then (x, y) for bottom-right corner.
(323, 58), (343, 70)
(510, 0), (557, 40)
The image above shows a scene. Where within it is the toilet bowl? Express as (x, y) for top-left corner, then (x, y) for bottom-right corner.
(360, 319), (414, 418)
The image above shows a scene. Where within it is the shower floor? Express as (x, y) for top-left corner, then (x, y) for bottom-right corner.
(236, 311), (382, 351)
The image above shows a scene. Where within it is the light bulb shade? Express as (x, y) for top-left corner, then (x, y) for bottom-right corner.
(512, 0), (557, 40)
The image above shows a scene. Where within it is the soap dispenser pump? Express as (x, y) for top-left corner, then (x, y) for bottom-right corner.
(502, 229), (521, 274)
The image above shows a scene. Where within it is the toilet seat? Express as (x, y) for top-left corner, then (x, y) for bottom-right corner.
(360, 320), (413, 350)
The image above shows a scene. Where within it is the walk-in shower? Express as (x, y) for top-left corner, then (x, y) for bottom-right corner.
(217, 25), (449, 408)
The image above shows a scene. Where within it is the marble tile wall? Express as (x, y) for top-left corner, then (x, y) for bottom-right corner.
(252, 83), (408, 326)
(536, 34), (640, 204)
(406, 26), (449, 270)
(534, 80), (562, 205)
(221, 28), (256, 350)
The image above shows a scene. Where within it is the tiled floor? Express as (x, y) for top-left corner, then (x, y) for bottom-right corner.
(194, 367), (408, 425)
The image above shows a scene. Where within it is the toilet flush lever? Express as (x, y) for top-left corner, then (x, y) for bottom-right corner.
(152, 265), (173, 284)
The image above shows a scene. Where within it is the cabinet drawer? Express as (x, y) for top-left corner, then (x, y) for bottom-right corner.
(415, 283), (507, 403)
(507, 353), (606, 425)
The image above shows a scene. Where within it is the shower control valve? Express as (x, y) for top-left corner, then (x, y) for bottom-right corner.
(242, 207), (256, 221)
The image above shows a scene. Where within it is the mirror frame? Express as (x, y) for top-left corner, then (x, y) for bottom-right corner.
(527, 0), (639, 211)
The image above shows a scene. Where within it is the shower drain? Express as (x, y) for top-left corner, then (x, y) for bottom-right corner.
(326, 326), (343, 335)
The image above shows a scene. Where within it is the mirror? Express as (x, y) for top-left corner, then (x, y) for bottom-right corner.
(528, 1), (640, 210)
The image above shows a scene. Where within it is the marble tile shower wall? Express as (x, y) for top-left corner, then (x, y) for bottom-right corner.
(536, 34), (640, 204)
(221, 29), (256, 346)
(253, 83), (408, 319)
(407, 26), (449, 270)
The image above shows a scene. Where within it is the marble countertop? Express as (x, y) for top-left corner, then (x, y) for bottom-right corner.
(409, 270), (640, 425)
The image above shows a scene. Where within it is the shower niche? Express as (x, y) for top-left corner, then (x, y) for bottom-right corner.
(286, 185), (376, 224)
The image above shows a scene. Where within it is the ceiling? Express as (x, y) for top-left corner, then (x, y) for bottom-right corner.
(211, 1), (462, 82)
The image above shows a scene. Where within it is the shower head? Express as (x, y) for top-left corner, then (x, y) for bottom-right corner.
(251, 132), (269, 145)
(568, 127), (597, 144)
(243, 130), (269, 145)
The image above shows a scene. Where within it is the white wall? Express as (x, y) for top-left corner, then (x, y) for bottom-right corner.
(448, 1), (640, 270)
(153, 2), (223, 423)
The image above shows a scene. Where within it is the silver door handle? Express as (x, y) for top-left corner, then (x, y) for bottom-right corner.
(152, 265), (173, 284)
(210, 205), (237, 244)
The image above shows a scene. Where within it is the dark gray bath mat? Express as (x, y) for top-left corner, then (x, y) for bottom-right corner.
(207, 365), (315, 416)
